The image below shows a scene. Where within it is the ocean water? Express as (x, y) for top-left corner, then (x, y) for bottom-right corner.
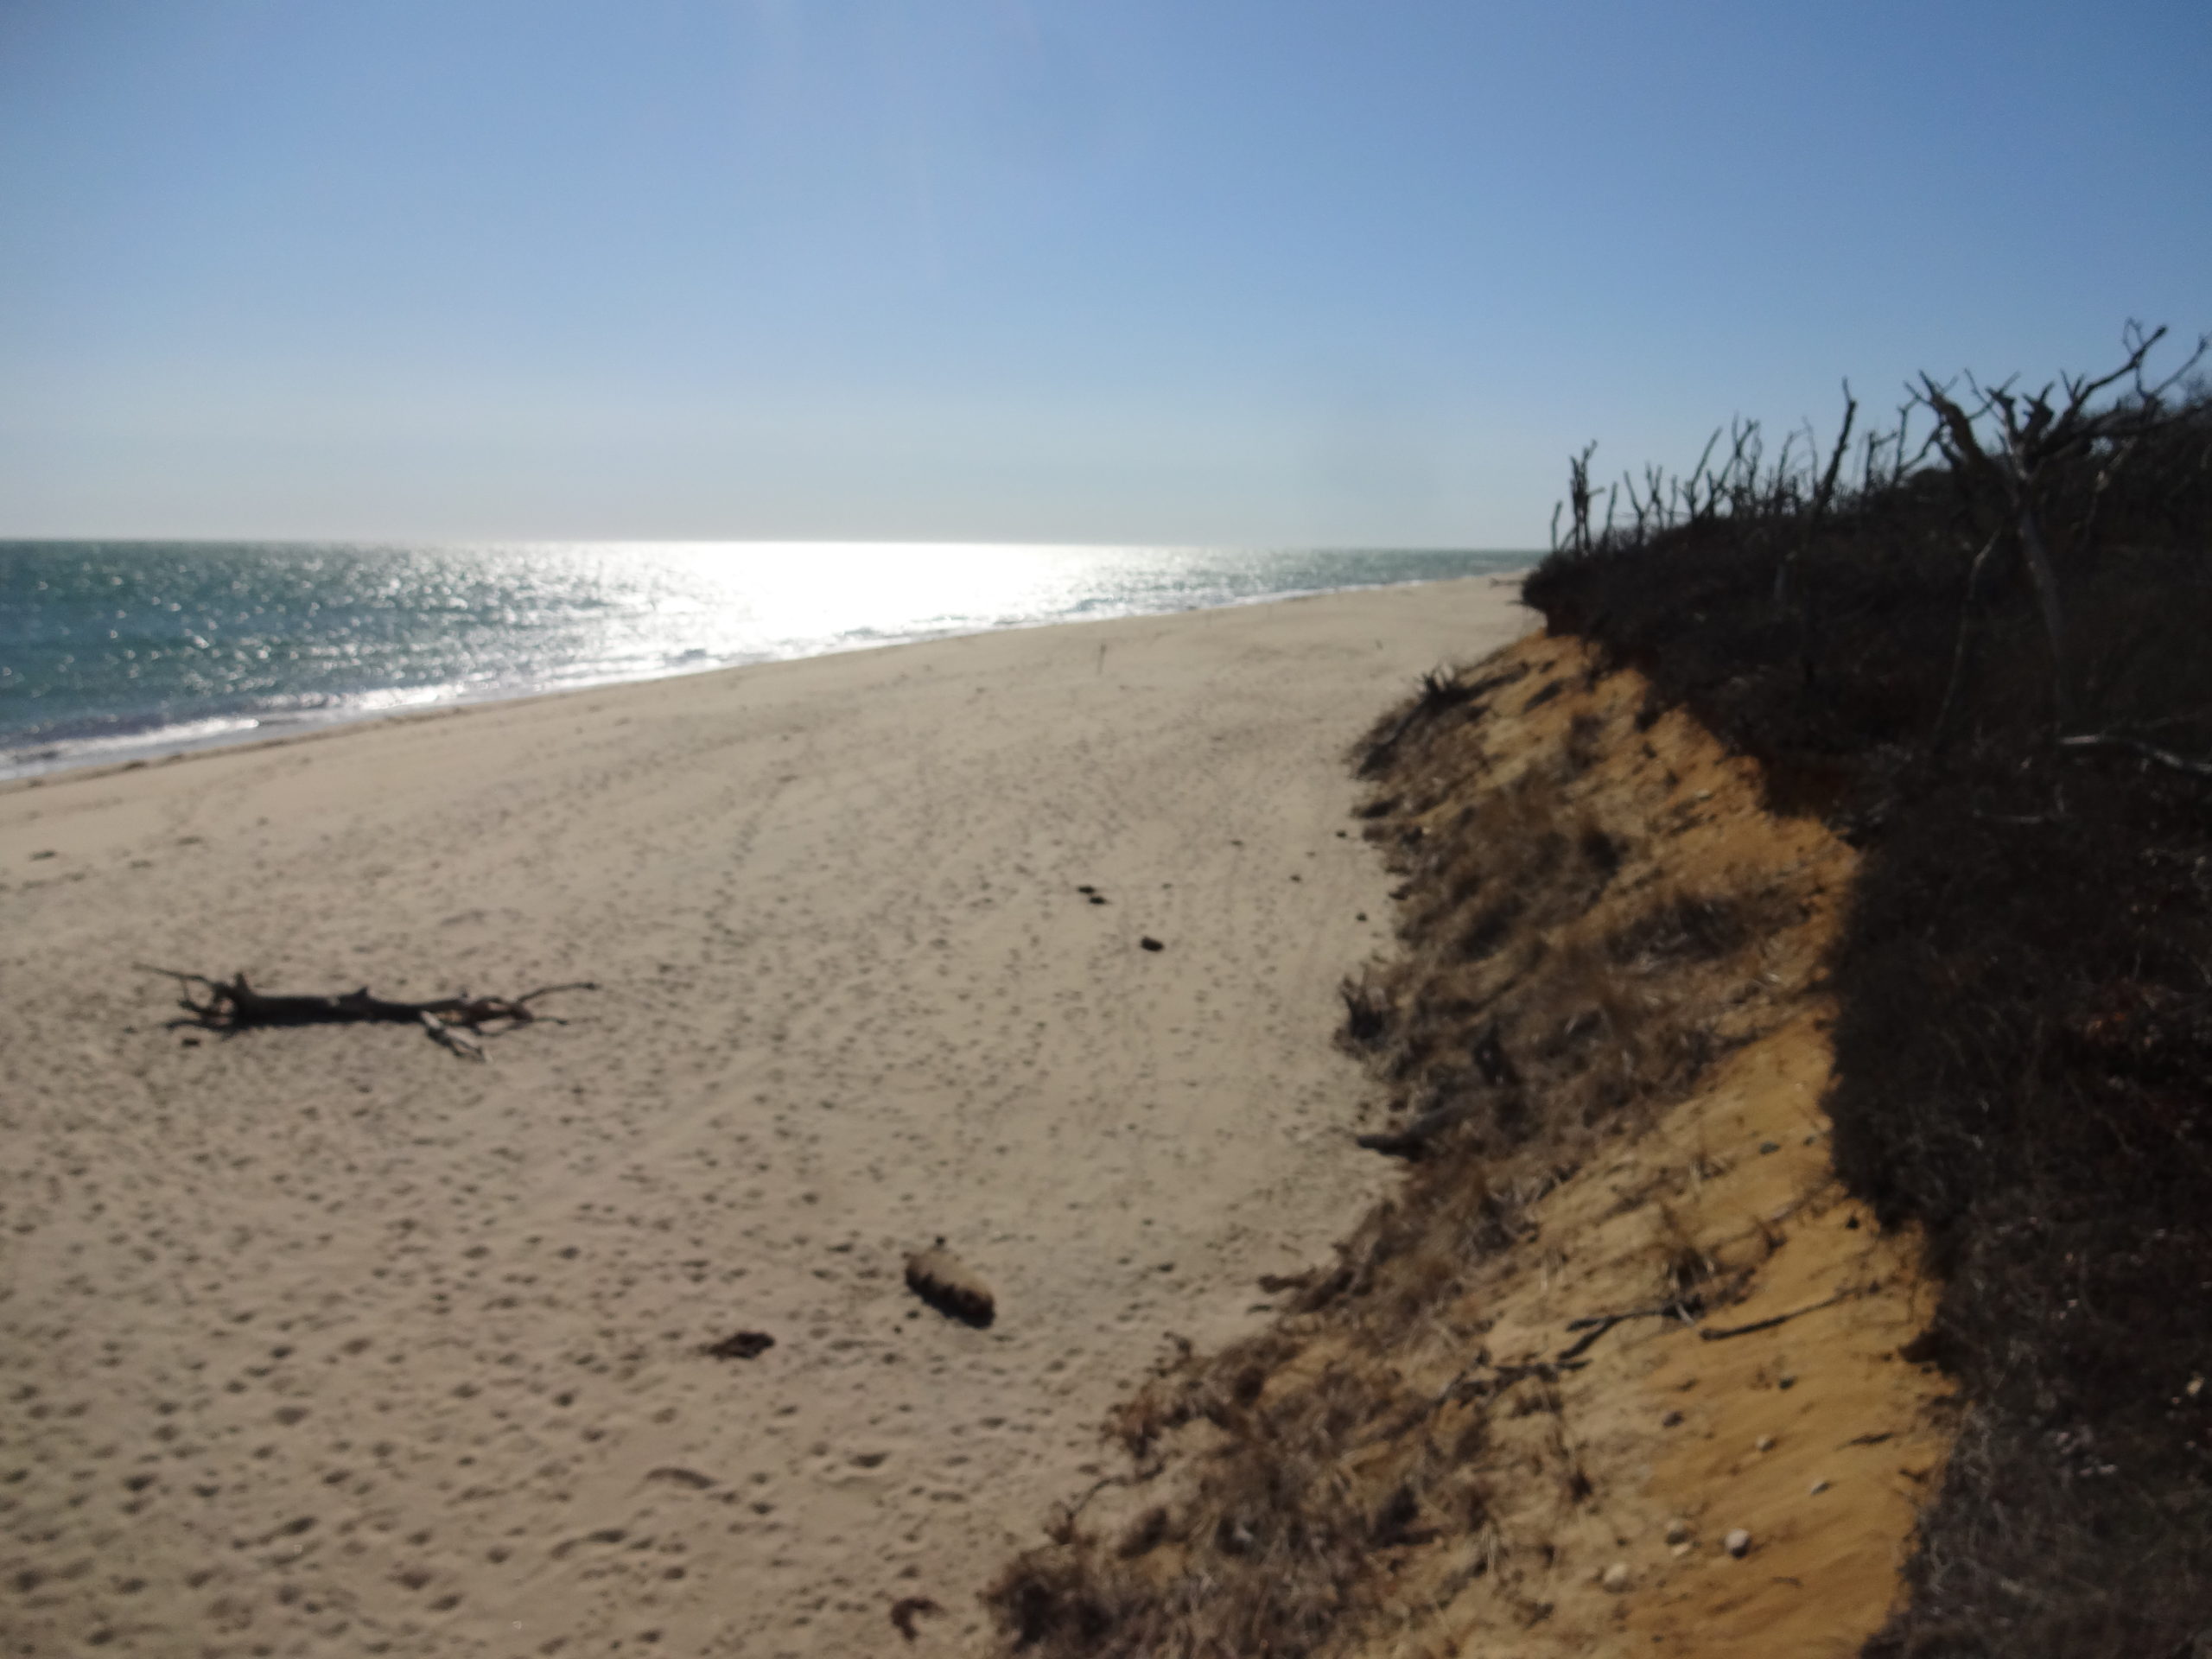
(0, 542), (1529, 780)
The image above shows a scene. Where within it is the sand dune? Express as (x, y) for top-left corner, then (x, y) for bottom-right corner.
(0, 577), (1529, 1657)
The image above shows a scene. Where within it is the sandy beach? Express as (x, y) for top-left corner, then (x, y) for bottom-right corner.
(0, 576), (1530, 1657)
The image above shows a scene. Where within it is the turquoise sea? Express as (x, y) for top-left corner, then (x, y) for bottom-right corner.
(0, 542), (1529, 780)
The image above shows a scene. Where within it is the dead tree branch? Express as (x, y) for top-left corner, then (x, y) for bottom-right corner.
(1931, 531), (2006, 751)
(1774, 384), (1859, 686)
(140, 968), (595, 1058)
(2056, 733), (2212, 779)
(1917, 324), (2212, 739)
(1567, 442), (1599, 553)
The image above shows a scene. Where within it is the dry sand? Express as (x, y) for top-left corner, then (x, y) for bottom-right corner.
(0, 576), (1530, 1657)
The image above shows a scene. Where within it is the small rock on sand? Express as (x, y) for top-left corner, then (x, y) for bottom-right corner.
(1663, 1516), (1691, 1545)
(1725, 1528), (1752, 1558)
(1600, 1561), (1631, 1592)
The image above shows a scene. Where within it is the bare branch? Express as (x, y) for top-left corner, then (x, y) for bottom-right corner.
(1931, 531), (2005, 750)
(2057, 733), (2212, 779)
(1815, 381), (1859, 515)
(138, 969), (596, 1058)
(2063, 321), (2169, 411)
(1684, 426), (1723, 519)
(1697, 1287), (1862, 1342)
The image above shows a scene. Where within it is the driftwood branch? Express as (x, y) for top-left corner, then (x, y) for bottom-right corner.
(140, 967), (595, 1059)
(1356, 1099), (1476, 1160)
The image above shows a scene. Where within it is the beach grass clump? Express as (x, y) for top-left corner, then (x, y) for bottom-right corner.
(1522, 325), (2212, 1656)
(992, 1353), (1447, 1658)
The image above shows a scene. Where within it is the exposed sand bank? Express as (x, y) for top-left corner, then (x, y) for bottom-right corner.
(982, 632), (1951, 1657)
(0, 578), (1531, 1656)
(1356, 639), (1954, 1657)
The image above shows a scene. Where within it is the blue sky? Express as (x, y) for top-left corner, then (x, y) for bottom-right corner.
(2, 1), (2206, 545)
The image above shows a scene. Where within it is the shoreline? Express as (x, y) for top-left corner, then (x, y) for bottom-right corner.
(1, 558), (1533, 787)
(1, 575), (1530, 1656)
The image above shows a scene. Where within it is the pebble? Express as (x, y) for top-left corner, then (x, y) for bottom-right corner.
(1664, 1517), (1692, 1545)
(1600, 1562), (1630, 1593)
(1809, 1478), (1831, 1495)
(1725, 1528), (1752, 1558)
(1756, 1435), (1776, 1452)
(1671, 1541), (1695, 1558)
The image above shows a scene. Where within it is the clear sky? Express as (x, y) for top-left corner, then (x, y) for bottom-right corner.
(2, 1), (2206, 546)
